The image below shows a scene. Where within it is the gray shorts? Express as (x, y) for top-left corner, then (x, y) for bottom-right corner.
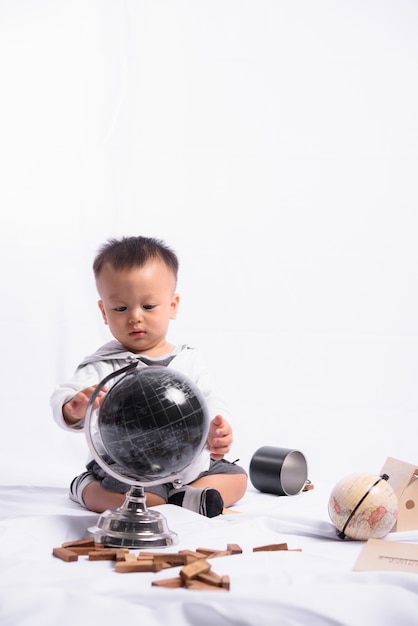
(69, 458), (247, 508)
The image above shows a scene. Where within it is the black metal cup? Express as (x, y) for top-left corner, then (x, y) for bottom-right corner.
(249, 446), (308, 496)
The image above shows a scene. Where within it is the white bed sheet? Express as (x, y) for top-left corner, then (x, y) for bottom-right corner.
(1, 480), (418, 626)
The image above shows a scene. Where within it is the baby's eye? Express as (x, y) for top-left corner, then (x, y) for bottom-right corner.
(114, 306), (127, 312)
(143, 304), (156, 310)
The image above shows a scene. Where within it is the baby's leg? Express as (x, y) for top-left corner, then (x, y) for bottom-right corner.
(82, 481), (166, 514)
(69, 470), (166, 513)
(168, 459), (248, 517)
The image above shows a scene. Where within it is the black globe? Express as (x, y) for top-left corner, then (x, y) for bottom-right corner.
(96, 366), (209, 483)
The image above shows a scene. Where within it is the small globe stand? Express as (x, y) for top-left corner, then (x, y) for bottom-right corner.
(87, 482), (181, 549)
(84, 361), (209, 549)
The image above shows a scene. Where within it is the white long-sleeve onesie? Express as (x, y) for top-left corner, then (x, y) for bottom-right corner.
(50, 341), (231, 485)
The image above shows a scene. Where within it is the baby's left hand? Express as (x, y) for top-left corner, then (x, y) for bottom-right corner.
(207, 414), (232, 460)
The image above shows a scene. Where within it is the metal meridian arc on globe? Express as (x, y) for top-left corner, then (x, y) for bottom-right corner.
(85, 361), (210, 488)
(84, 361), (210, 548)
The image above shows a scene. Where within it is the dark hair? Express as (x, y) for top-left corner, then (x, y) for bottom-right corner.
(93, 236), (179, 281)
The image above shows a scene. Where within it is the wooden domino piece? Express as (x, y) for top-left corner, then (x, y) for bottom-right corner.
(151, 553), (189, 567)
(220, 575), (230, 590)
(151, 577), (185, 588)
(209, 550), (232, 559)
(61, 546), (95, 555)
(226, 543), (243, 555)
(195, 547), (218, 558)
(61, 537), (95, 549)
(52, 547), (78, 562)
(253, 543), (289, 552)
(180, 559), (211, 581)
(178, 549), (207, 561)
(185, 579), (227, 591)
(88, 549), (123, 561)
(115, 560), (163, 573)
(196, 570), (223, 587)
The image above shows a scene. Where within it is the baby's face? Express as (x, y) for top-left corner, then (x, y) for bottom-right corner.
(96, 259), (179, 356)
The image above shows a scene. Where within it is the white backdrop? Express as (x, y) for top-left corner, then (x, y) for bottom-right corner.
(1, 0), (417, 492)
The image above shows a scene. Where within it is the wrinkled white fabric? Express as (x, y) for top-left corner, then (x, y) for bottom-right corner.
(1, 480), (418, 626)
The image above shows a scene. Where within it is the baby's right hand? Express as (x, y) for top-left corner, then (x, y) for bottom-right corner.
(63, 385), (107, 425)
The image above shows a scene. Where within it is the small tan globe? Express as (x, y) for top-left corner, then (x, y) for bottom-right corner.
(328, 472), (398, 540)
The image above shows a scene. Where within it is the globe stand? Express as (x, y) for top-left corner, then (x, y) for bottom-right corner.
(84, 362), (210, 550)
(88, 485), (178, 548)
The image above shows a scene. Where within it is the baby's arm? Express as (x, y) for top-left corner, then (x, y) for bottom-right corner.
(207, 414), (233, 460)
(63, 385), (107, 426)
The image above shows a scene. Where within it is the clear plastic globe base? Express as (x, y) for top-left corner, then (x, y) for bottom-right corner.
(84, 361), (209, 549)
(88, 484), (179, 548)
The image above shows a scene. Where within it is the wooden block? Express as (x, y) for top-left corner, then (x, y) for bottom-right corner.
(185, 580), (227, 591)
(210, 550), (232, 559)
(151, 577), (185, 588)
(196, 571), (223, 587)
(115, 560), (162, 573)
(152, 553), (188, 566)
(63, 546), (96, 555)
(133, 558), (155, 569)
(180, 559), (211, 581)
(178, 549), (206, 561)
(61, 537), (95, 549)
(52, 547), (78, 562)
(137, 551), (159, 559)
(124, 553), (138, 562)
(220, 575), (230, 590)
(195, 547), (219, 557)
(88, 549), (120, 561)
(226, 543), (243, 555)
(253, 543), (288, 552)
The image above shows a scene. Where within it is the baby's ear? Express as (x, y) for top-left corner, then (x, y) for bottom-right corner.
(98, 300), (108, 324)
(170, 293), (180, 319)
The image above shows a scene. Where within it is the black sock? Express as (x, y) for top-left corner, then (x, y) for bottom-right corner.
(168, 486), (224, 518)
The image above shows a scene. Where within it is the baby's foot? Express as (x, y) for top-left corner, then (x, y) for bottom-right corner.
(168, 486), (224, 517)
